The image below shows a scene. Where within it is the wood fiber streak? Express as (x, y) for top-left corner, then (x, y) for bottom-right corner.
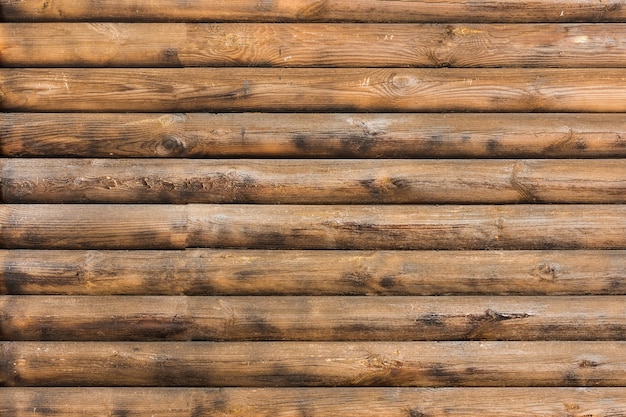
(2, 341), (626, 387)
(2, 249), (625, 296)
(2, 387), (626, 417)
(2, 0), (626, 22)
(1, 295), (625, 341)
(3, 68), (626, 112)
(3, 113), (626, 158)
(4, 23), (626, 68)
(3, 159), (626, 204)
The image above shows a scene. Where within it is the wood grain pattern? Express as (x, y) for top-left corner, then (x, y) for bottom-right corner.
(187, 204), (626, 250)
(4, 23), (626, 68)
(2, 295), (625, 341)
(2, 341), (625, 387)
(0, 205), (188, 250)
(2, 249), (625, 296)
(2, 0), (626, 23)
(3, 204), (626, 250)
(0, 249), (626, 296)
(3, 387), (626, 417)
(4, 68), (626, 112)
(4, 113), (626, 158)
(3, 158), (626, 204)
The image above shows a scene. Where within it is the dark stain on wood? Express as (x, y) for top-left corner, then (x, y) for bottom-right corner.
(428, 363), (461, 385)
(416, 313), (446, 328)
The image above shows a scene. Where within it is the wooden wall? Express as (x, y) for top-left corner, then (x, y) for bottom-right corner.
(2, 1), (626, 415)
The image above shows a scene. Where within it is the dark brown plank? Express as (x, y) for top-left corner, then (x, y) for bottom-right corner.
(3, 387), (626, 417)
(2, 249), (625, 296)
(2, 295), (625, 341)
(2, 0), (625, 23)
(2, 341), (625, 387)
(3, 159), (625, 204)
(4, 23), (626, 68)
(2, 204), (626, 250)
(4, 113), (626, 158)
(4, 68), (626, 112)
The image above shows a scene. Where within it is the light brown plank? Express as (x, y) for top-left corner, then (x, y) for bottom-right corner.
(4, 113), (626, 158)
(2, 341), (625, 387)
(0, 204), (187, 250)
(4, 23), (626, 68)
(3, 159), (626, 204)
(2, 295), (625, 341)
(4, 68), (626, 112)
(187, 204), (626, 250)
(3, 387), (626, 417)
(2, 0), (625, 23)
(1, 249), (624, 296)
(2, 204), (626, 250)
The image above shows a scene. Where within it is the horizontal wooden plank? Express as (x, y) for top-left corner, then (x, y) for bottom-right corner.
(3, 387), (626, 417)
(2, 341), (625, 387)
(0, 205), (188, 250)
(2, 249), (625, 296)
(4, 68), (626, 112)
(3, 159), (626, 204)
(2, 0), (626, 23)
(4, 23), (626, 68)
(2, 204), (626, 250)
(4, 113), (626, 158)
(2, 296), (625, 341)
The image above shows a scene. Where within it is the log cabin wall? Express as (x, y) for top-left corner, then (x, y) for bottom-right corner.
(1, 1), (626, 415)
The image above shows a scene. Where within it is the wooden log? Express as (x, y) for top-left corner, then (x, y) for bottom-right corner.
(5, 23), (626, 68)
(2, 341), (625, 387)
(3, 158), (626, 204)
(0, 205), (187, 250)
(4, 113), (626, 159)
(4, 68), (626, 112)
(2, 249), (625, 296)
(3, 387), (626, 417)
(2, 204), (626, 250)
(2, 0), (626, 23)
(2, 295), (625, 341)
(188, 204), (626, 250)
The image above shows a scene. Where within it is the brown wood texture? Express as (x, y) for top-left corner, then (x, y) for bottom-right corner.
(2, 204), (626, 250)
(2, 295), (625, 341)
(3, 158), (626, 204)
(2, 341), (626, 387)
(4, 113), (626, 159)
(4, 23), (626, 68)
(0, 205), (188, 250)
(2, 249), (624, 296)
(187, 204), (626, 250)
(4, 68), (626, 112)
(3, 387), (626, 417)
(2, 0), (626, 23)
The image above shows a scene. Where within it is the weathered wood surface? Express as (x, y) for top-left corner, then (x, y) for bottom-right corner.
(5, 23), (626, 68)
(2, 204), (626, 250)
(4, 113), (626, 158)
(4, 68), (626, 112)
(2, 0), (626, 23)
(2, 249), (624, 296)
(2, 341), (625, 387)
(3, 387), (626, 417)
(3, 158), (626, 204)
(2, 295), (625, 341)
(0, 205), (188, 250)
